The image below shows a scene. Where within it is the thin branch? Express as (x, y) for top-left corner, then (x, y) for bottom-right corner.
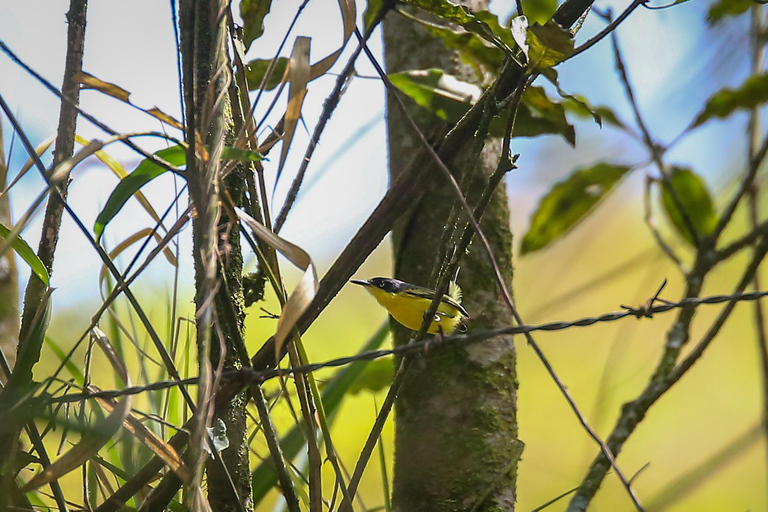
(251, 384), (301, 512)
(716, 217), (768, 261)
(711, 40), (768, 241)
(568, 0), (646, 61)
(0, 0), (88, 501)
(643, 174), (686, 272)
(609, 21), (701, 250)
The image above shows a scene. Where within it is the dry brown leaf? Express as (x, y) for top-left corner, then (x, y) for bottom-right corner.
(93, 391), (191, 484)
(146, 107), (185, 131)
(20, 328), (131, 492)
(236, 208), (318, 361)
(277, 37), (311, 184)
(76, 72), (185, 133)
(309, 0), (356, 79)
(76, 71), (131, 103)
(99, 227), (178, 290)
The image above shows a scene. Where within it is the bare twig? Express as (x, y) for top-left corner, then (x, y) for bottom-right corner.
(609, 20), (701, 250)
(643, 174), (686, 272)
(713, 128), (768, 242)
(716, 217), (768, 261)
(568, 0), (646, 61)
(251, 385), (301, 512)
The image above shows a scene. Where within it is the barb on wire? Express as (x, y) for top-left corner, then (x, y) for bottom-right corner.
(47, 287), (768, 405)
(620, 278), (670, 318)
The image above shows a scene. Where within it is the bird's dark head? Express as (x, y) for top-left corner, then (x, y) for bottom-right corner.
(350, 277), (406, 294)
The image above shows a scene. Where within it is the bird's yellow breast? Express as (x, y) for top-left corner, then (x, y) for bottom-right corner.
(366, 288), (464, 334)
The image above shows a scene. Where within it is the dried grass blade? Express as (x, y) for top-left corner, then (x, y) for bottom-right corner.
(92, 392), (191, 484)
(98, 228), (178, 290)
(309, 0), (356, 79)
(74, 135), (166, 231)
(277, 37), (311, 185)
(236, 207), (317, 360)
(76, 71), (131, 102)
(20, 328), (132, 492)
(0, 136), (55, 203)
(76, 72), (185, 132)
(146, 107), (185, 131)
(50, 138), (103, 182)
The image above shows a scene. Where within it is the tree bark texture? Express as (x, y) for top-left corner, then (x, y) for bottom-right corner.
(384, 6), (519, 512)
(178, 1), (252, 510)
(17, 0), (87, 344)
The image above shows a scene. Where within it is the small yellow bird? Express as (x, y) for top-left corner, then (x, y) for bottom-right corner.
(351, 277), (469, 334)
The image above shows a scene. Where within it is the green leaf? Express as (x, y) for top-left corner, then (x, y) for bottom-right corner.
(245, 57), (288, 91)
(402, 0), (520, 58)
(2, 288), (53, 401)
(0, 222), (49, 286)
(707, 0), (751, 25)
(347, 359), (394, 395)
(473, 10), (525, 58)
(94, 145), (186, 239)
(251, 324), (390, 504)
(390, 69), (576, 144)
(221, 147), (265, 163)
(519, 86), (576, 145)
(389, 68), (482, 123)
(94, 145), (261, 238)
(526, 21), (575, 69)
(363, 0), (384, 31)
(522, 163), (631, 254)
(522, 0), (558, 24)
(562, 96), (628, 130)
(240, 0), (274, 50)
(421, 21), (506, 75)
(691, 73), (768, 128)
(660, 167), (717, 246)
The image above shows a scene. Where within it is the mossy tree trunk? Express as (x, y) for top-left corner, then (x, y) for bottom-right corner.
(384, 5), (520, 512)
(178, 1), (252, 510)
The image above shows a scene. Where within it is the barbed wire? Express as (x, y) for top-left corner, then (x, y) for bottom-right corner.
(46, 287), (768, 404)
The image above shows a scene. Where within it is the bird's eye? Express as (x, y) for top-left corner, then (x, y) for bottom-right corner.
(433, 314), (441, 322)
(378, 282), (386, 288)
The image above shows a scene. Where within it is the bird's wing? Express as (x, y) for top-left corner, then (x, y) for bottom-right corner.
(402, 286), (470, 319)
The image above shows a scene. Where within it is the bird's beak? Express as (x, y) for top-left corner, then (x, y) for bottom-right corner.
(350, 279), (370, 287)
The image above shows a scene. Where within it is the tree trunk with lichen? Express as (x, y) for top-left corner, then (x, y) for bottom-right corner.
(178, 1), (252, 510)
(384, 5), (520, 512)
